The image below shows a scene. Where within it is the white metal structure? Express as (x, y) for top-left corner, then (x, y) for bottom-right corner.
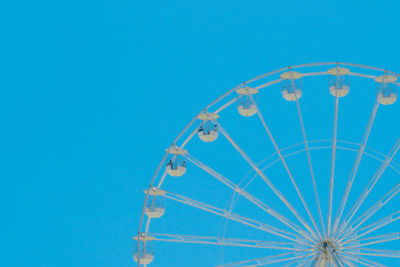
(135, 63), (400, 266)
(133, 235), (155, 264)
(165, 146), (187, 177)
(198, 113), (219, 142)
(237, 86), (258, 117)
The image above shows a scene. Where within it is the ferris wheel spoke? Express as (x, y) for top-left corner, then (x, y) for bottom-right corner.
(344, 248), (400, 258)
(328, 92), (340, 237)
(337, 137), (400, 237)
(293, 251), (331, 267)
(147, 233), (309, 251)
(219, 251), (311, 267)
(253, 95), (324, 239)
(339, 257), (357, 267)
(331, 98), (380, 237)
(336, 184), (400, 240)
(253, 252), (315, 267)
(276, 252), (314, 267)
(292, 92), (325, 239)
(185, 153), (315, 242)
(184, 154), (236, 189)
(295, 253), (318, 267)
(340, 253), (386, 267)
(161, 190), (306, 242)
(215, 121), (319, 240)
(341, 210), (400, 244)
(342, 232), (400, 248)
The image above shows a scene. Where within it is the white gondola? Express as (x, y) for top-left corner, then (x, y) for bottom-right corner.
(327, 67), (350, 97)
(375, 75), (398, 105)
(133, 235), (155, 265)
(236, 86), (258, 117)
(198, 113), (219, 142)
(238, 104), (257, 117)
(144, 204), (164, 218)
(280, 71), (303, 101)
(144, 188), (166, 218)
(198, 128), (218, 142)
(378, 91), (397, 105)
(166, 164), (186, 177)
(165, 145), (187, 177)
(133, 254), (154, 265)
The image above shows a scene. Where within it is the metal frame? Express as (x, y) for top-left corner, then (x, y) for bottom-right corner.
(136, 62), (400, 266)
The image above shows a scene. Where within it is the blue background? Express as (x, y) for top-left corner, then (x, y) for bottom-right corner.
(5, 0), (400, 266)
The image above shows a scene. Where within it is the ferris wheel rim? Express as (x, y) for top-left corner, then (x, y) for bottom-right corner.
(136, 62), (400, 266)
(145, 62), (400, 187)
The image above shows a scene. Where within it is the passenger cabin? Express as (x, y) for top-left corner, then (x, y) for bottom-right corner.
(144, 188), (166, 218)
(375, 74), (398, 105)
(327, 67), (350, 97)
(280, 71), (303, 101)
(133, 235), (155, 265)
(165, 145), (187, 177)
(198, 113), (219, 142)
(236, 86), (258, 117)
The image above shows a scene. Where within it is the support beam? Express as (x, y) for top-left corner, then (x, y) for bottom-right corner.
(293, 86), (324, 239)
(335, 137), (400, 238)
(347, 248), (400, 258)
(148, 233), (309, 251)
(185, 153), (315, 242)
(219, 251), (312, 267)
(337, 183), (400, 240)
(342, 232), (400, 248)
(215, 121), (319, 240)
(253, 94), (324, 239)
(331, 99), (380, 237)
(340, 253), (386, 267)
(341, 210), (400, 243)
(328, 91), (340, 237)
(162, 190), (305, 243)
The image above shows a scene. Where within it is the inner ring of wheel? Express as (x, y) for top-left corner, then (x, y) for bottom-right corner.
(217, 139), (400, 265)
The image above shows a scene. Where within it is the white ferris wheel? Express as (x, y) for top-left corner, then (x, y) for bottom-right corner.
(134, 62), (400, 267)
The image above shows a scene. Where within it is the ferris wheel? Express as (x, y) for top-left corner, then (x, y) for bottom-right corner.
(134, 62), (400, 266)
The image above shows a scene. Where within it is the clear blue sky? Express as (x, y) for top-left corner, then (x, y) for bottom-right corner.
(5, 0), (400, 266)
